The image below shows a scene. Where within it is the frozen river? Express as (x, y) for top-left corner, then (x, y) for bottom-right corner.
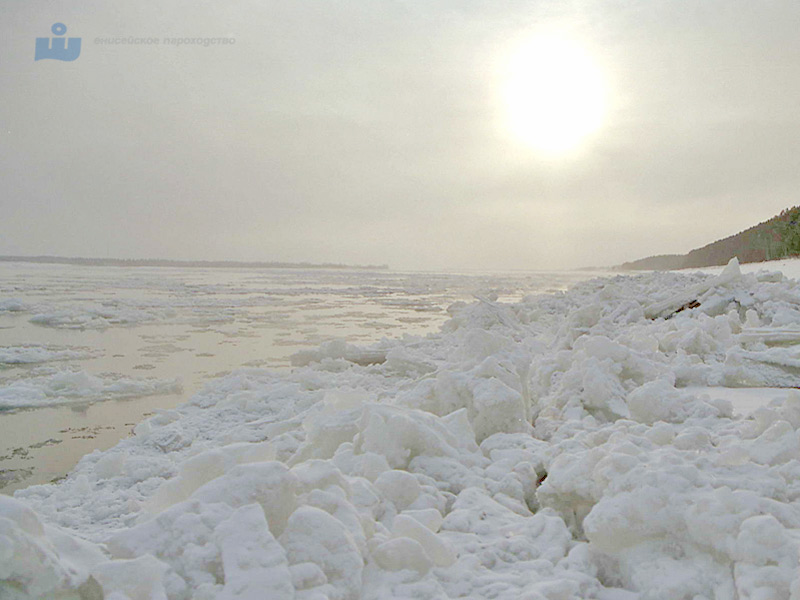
(0, 261), (598, 493)
(7, 258), (800, 599)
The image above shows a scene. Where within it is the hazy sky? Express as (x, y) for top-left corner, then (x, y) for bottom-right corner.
(3, 1), (800, 270)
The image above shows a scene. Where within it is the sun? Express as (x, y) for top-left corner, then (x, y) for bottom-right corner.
(500, 34), (607, 155)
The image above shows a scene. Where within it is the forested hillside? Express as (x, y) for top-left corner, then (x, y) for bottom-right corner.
(620, 206), (800, 270)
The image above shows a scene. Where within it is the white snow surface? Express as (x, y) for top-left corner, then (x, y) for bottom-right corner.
(6, 259), (800, 599)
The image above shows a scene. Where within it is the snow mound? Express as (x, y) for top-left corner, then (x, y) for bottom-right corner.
(7, 259), (800, 598)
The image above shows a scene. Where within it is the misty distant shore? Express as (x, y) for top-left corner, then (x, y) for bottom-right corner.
(0, 255), (389, 271)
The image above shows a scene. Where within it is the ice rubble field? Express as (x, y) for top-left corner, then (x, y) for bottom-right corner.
(6, 259), (800, 599)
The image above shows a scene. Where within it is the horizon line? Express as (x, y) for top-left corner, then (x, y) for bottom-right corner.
(0, 254), (390, 271)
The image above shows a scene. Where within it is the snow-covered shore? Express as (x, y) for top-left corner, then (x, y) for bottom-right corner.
(4, 258), (800, 599)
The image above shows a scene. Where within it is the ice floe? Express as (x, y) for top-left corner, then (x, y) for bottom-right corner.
(0, 299), (27, 313)
(0, 368), (181, 410)
(0, 345), (97, 366)
(28, 304), (179, 330)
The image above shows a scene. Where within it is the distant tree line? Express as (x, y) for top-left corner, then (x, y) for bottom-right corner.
(620, 205), (800, 270)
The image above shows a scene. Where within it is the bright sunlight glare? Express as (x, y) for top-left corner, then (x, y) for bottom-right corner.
(501, 34), (607, 155)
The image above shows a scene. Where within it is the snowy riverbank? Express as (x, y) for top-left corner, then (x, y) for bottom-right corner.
(4, 258), (800, 599)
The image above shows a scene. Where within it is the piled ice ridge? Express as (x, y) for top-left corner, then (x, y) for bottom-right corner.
(6, 259), (800, 599)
